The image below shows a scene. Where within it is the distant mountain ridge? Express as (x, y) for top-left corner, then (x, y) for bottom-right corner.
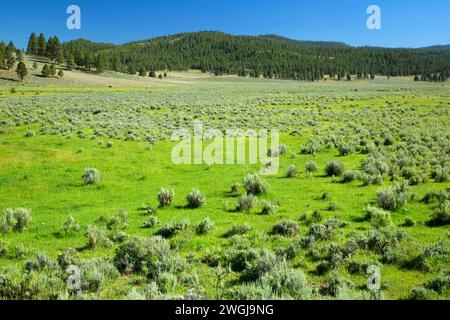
(61, 31), (450, 81)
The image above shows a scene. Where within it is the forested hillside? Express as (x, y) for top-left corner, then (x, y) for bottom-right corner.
(3, 31), (449, 82)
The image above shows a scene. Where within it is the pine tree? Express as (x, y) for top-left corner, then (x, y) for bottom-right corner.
(42, 64), (50, 77)
(27, 33), (39, 55)
(38, 33), (46, 57)
(149, 70), (156, 78)
(49, 64), (56, 76)
(127, 65), (136, 75)
(46, 36), (62, 62)
(0, 42), (5, 69)
(138, 67), (146, 76)
(95, 54), (107, 73)
(111, 55), (121, 72)
(346, 73), (351, 81)
(66, 54), (76, 70)
(6, 51), (15, 70)
(84, 52), (94, 71)
(16, 62), (28, 81)
(16, 50), (24, 62)
(6, 41), (15, 54)
(58, 69), (64, 78)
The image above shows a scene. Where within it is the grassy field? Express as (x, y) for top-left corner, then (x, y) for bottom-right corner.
(0, 73), (449, 300)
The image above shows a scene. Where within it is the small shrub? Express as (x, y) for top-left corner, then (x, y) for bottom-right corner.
(337, 143), (354, 156)
(360, 173), (383, 186)
(156, 272), (177, 294)
(231, 183), (240, 193)
(157, 188), (175, 208)
(1, 208), (32, 233)
(0, 240), (8, 257)
(24, 252), (52, 272)
(286, 165), (297, 178)
(301, 140), (320, 155)
(113, 236), (170, 274)
(305, 161), (317, 173)
(408, 240), (448, 271)
(143, 217), (159, 229)
(268, 145), (288, 157)
(307, 217), (346, 242)
(57, 248), (79, 270)
(407, 287), (435, 300)
(85, 225), (112, 249)
(24, 131), (35, 138)
(276, 243), (300, 261)
(423, 273), (450, 294)
(186, 189), (206, 208)
(271, 220), (299, 237)
(321, 192), (331, 200)
(61, 216), (80, 234)
(261, 261), (311, 299)
(364, 206), (392, 228)
(222, 225), (252, 238)
(311, 209), (323, 223)
(325, 160), (345, 177)
(156, 220), (190, 238)
(431, 166), (448, 183)
(427, 200), (449, 227)
(421, 191), (448, 204)
(321, 273), (355, 297)
(230, 283), (273, 300)
(377, 183), (409, 211)
(236, 194), (257, 212)
(240, 249), (278, 282)
(259, 200), (277, 215)
(402, 218), (416, 227)
(82, 168), (100, 185)
(327, 202), (338, 211)
(342, 171), (358, 183)
(104, 210), (128, 230)
(196, 218), (214, 235)
(79, 259), (119, 293)
(243, 174), (268, 195)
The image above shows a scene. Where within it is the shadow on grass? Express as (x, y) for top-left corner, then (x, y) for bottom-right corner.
(0, 76), (19, 82)
(223, 191), (240, 198)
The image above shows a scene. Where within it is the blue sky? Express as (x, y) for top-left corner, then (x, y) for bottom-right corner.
(1, 0), (449, 49)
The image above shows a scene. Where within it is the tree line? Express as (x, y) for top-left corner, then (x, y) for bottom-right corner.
(61, 32), (450, 82)
(3, 31), (449, 82)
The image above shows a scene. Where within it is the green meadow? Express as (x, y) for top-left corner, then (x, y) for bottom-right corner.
(0, 76), (448, 300)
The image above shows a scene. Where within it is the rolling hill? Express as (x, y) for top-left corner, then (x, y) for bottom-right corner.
(61, 31), (450, 80)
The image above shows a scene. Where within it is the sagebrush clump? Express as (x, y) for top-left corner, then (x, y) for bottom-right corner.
(186, 189), (206, 208)
(1, 208), (32, 233)
(325, 160), (345, 177)
(157, 188), (175, 208)
(271, 220), (299, 237)
(243, 174), (268, 195)
(236, 194), (257, 212)
(82, 168), (100, 185)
